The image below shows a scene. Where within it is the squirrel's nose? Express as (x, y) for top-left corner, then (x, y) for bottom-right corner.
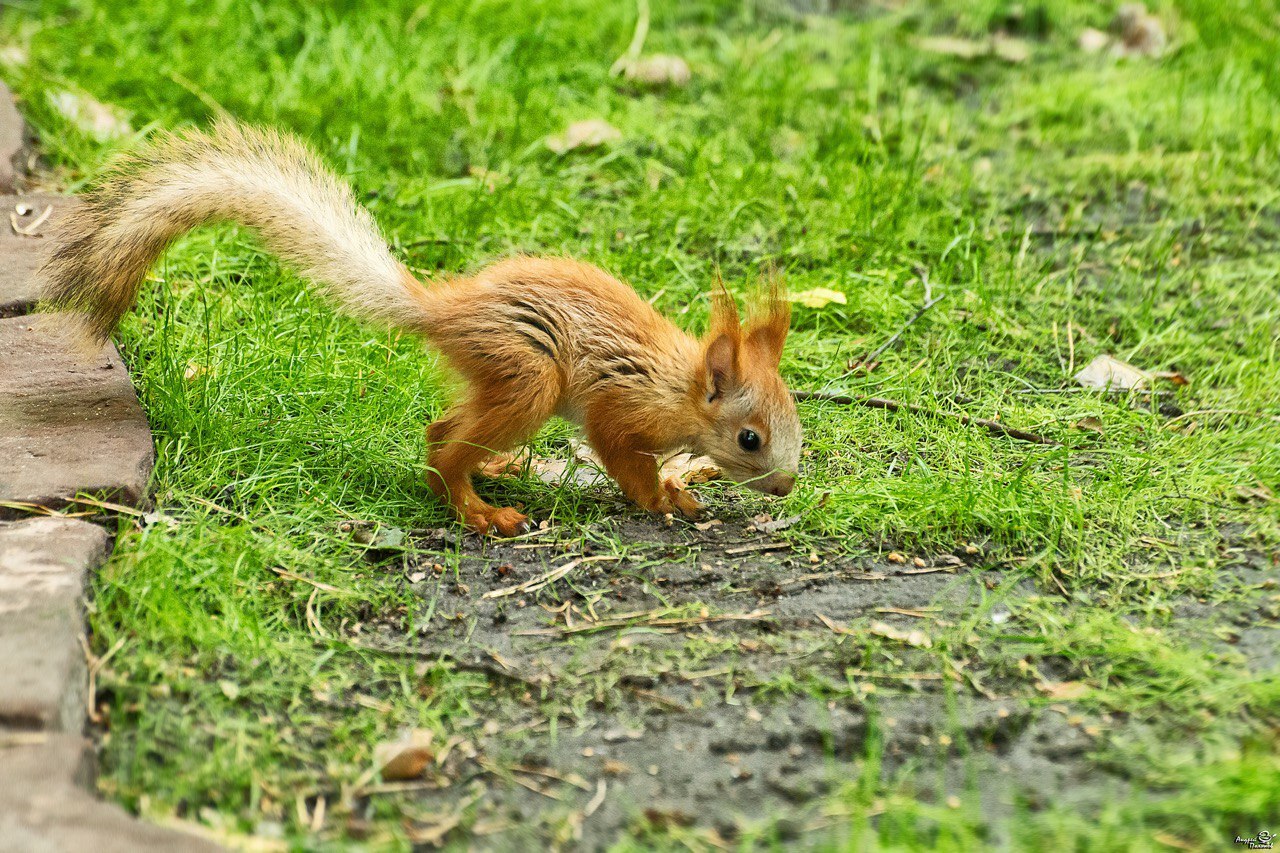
(768, 473), (795, 497)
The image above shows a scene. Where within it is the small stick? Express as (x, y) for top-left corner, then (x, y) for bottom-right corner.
(723, 542), (791, 556)
(481, 555), (619, 600)
(791, 392), (1059, 446)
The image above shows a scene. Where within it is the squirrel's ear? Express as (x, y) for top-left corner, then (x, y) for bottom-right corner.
(704, 275), (742, 400)
(704, 332), (740, 401)
(745, 272), (790, 366)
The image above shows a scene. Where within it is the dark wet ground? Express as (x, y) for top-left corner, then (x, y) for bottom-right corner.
(345, 516), (1278, 850)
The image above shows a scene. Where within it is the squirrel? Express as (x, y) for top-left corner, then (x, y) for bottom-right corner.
(40, 120), (802, 536)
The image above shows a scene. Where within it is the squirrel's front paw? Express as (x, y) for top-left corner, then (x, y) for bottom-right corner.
(662, 476), (705, 519)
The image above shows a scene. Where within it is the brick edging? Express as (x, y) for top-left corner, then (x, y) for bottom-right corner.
(0, 80), (222, 851)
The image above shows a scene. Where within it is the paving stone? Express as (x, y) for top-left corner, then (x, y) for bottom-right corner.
(0, 193), (81, 317)
(0, 734), (223, 852)
(0, 79), (29, 194)
(0, 518), (108, 730)
(0, 315), (154, 516)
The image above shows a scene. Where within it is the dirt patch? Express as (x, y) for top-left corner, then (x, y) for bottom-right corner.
(323, 514), (1280, 848)
(335, 517), (1154, 847)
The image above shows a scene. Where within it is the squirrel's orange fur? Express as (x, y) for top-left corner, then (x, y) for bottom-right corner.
(40, 120), (802, 536)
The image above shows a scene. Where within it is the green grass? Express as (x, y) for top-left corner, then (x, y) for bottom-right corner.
(4, 0), (1279, 848)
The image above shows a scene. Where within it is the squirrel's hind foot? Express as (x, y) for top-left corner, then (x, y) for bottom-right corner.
(465, 505), (532, 538)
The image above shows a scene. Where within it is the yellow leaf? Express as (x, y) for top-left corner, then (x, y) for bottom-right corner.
(544, 119), (621, 155)
(788, 287), (847, 309)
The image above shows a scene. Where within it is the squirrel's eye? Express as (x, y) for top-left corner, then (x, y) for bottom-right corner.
(738, 428), (761, 452)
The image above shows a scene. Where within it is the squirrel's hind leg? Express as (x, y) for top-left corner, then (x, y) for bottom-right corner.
(425, 376), (558, 537)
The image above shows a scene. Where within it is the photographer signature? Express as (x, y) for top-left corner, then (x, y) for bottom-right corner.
(1235, 831), (1275, 850)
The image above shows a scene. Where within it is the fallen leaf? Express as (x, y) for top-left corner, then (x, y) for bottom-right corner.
(917, 36), (985, 59)
(1078, 27), (1110, 53)
(991, 35), (1032, 63)
(544, 119), (621, 155)
(787, 287), (847, 309)
(184, 361), (209, 382)
(218, 680), (240, 701)
(622, 54), (691, 86)
(1072, 416), (1105, 434)
(375, 728), (435, 781)
(1115, 3), (1167, 57)
(751, 514), (801, 534)
(869, 620), (933, 649)
(1038, 681), (1089, 700)
(485, 444), (718, 488)
(0, 45), (27, 67)
(917, 35), (1030, 63)
(661, 452), (720, 485)
(1074, 354), (1151, 390)
(48, 90), (131, 140)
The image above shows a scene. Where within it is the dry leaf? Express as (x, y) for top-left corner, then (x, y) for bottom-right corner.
(622, 54), (691, 86)
(752, 514), (801, 534)
(48, 90), (131, 140)
(1115, 3), (1167, 57)
(991, 35), (1032, 63)
(917, 36), (985, 59)
(1038, 681), (1089, 700)
(1078, 27), (1110, 53)
(545, 119), (621, 155)
(661, 452), (720, 485)
(918, 35), (1030, 63)
(869, 620), (933, 649)
(485, 444), (718, 488)
(0, 45), (27, 67)
(1073, 416), (1105, 435)
(787, 287), (847, 309)
(218, 680), (240, 700)
(1074, 354), (1151, 390)
(375, 728), (435, 781)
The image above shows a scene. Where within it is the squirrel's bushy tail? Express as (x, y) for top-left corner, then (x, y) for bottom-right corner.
(42, 119), (430, 344)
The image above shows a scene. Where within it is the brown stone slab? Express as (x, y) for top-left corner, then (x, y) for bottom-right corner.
(0, 193), (80, 317)
(0, 734), (224, 852)
(0, 79), (29, 194)
(0, 316), (154, 516)
(0, 518), (108, 730)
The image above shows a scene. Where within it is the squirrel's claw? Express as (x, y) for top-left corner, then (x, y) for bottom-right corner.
(662, 476), (705, 519)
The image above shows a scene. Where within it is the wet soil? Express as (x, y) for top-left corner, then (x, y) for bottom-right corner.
(347, 516), (1278, 850)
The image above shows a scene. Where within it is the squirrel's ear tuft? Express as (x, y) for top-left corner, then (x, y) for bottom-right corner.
(708, 271), (741, 339)
(745, 270), (790, 366)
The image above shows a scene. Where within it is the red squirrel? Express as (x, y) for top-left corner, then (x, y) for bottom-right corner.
(40, 120), (802, 536)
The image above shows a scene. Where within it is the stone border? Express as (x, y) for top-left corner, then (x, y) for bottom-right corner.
(0, 82), (221, 850)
